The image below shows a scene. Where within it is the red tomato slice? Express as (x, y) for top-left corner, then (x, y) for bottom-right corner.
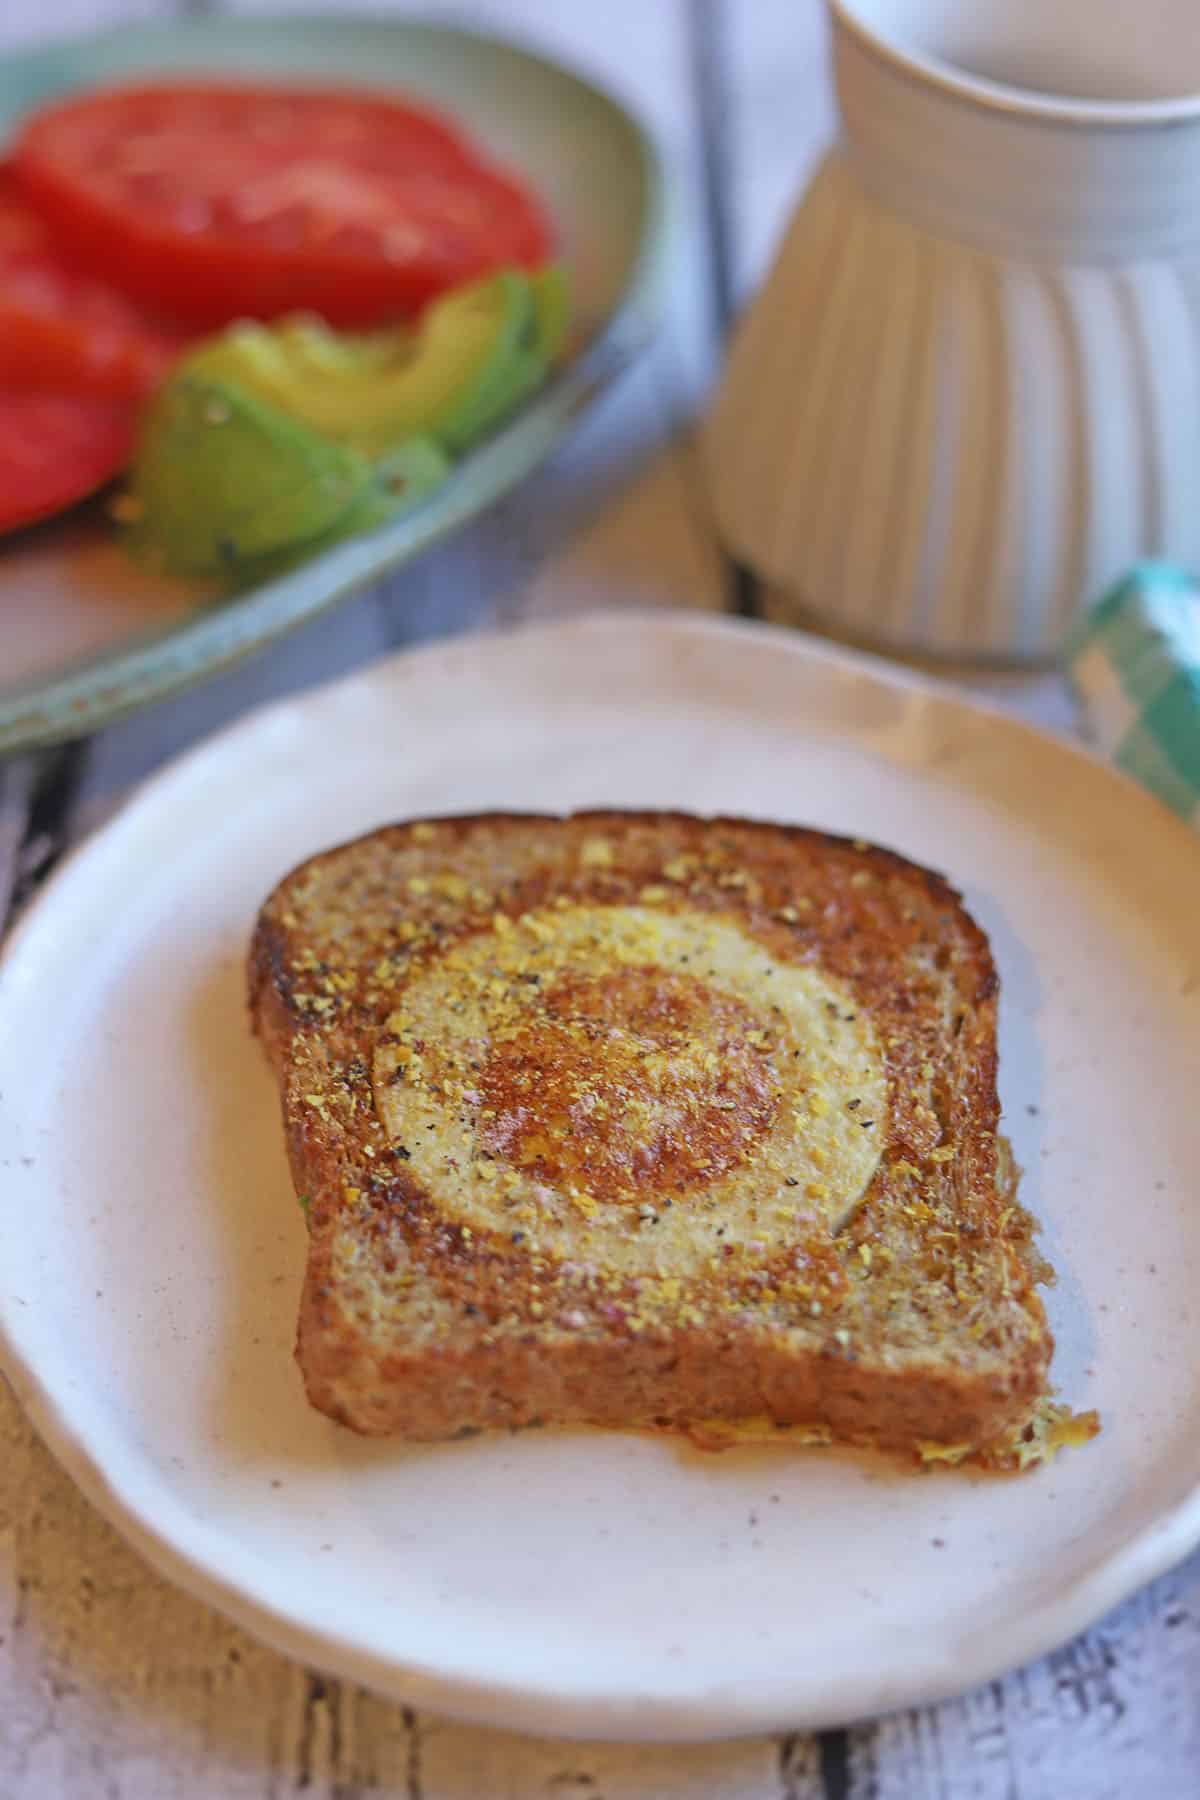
(0, 167), (185, 399)
(12, 84), (555, 329)
(0, 392), (135, 533)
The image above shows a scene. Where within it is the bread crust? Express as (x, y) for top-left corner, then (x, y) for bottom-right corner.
(249, 811), (1054, 1454)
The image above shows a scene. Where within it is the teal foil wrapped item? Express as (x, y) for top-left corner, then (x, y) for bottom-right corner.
(1066, 565), (1200, 825)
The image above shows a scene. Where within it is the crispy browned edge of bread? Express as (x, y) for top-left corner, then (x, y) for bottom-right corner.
(248, 810), (1055, 1453)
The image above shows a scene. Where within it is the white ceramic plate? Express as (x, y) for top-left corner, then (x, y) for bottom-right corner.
(1, 612), (1198, 1742)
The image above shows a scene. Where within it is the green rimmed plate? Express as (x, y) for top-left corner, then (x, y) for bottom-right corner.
(0, 13), (663, 752)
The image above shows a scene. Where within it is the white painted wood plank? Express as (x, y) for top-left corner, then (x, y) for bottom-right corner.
(0, 1376), (823, 1796)
(0, 756), (37, 924)
(859, 1555), (1200, 1800)
(0, 1), (163, 53)
(416, 1715), (791, 1800)
(723, 0), (836, 305)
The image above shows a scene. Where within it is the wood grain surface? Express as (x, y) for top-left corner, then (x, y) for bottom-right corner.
(1, 2), (1198, 1795)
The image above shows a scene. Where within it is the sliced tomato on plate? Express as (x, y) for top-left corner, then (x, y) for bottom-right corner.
(12, 84), (555, 329)
(0, 167), (185, 399)
(0, 392), (136, 534)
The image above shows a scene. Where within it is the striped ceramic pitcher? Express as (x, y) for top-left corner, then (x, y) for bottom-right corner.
(706, 0), (1200, 661)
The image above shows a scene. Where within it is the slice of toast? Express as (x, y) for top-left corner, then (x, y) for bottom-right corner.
(249, 810), (1079, 1466)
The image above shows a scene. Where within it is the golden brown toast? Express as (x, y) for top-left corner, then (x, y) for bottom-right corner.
(249, 810), (1087, 1466)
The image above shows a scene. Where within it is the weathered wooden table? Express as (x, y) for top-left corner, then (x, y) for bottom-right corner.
(2, 2), (1199, 1794)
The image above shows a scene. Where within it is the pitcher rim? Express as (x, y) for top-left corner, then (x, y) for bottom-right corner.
(831, 0), (1200, 130)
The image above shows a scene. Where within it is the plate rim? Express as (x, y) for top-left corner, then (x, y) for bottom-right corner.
(0, 12), (665, 754)
(2, 608), (1199, 1742)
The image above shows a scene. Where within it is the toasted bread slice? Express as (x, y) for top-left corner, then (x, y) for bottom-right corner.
(249, 811), (1073, 1464)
